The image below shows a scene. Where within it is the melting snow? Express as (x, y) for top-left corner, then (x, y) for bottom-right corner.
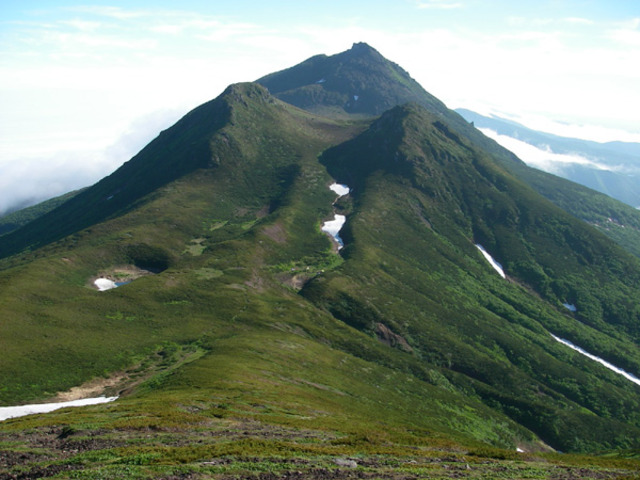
(551, 334), (640, 387)
(329, 183), (350, 196)
(475, 244), (506, 278)
(563, 303), (577, 312)
(322, 183), (350, 249)
(95, 278), (117, 291)
(1, 396), (118, 422)
(322, 215), (347, 249)
(95, 278), (132, 291)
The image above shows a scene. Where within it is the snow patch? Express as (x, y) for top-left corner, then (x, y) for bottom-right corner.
(563, 303), (577, 312)
(0, 396), (118, 422)
(551, 334), (640, 387)
(329, 183), (350, 197)
(475, 244), (506, 278)
(353, 95), (359, 101)
(322, 183), (350, 250)
(322, 215), (346, 249)
(95, 278), (117, 291)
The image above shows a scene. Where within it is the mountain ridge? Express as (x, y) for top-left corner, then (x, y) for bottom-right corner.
(1, 44), (640, 478)
(456, 107), (640, 208)
(257, 42), (640, 260)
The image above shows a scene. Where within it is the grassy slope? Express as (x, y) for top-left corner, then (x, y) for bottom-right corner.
(504, 163), (640, 259)
(1, 86), (640, 478)
(257, 43), (640, 261)
(0, 189), (84, 236)
(310, 104), (640, 452)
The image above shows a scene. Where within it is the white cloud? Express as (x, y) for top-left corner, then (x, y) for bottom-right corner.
(565, 17), (594, 25)
(414, 0), (462, 9)
(478, 128), (625, 175)
(0, 108), (181, 216)
(59, 19), (102, 31)
(1, 4), (639, 215)
(607, 18), (640, 47)
(66, 5), (149, 20)
(483, 111), (640, 144)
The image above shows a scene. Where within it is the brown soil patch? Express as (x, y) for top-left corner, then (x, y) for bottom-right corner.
(53, 374), (126, 402)
(262, 222), (287, 244)
(50, 344), (201, 403)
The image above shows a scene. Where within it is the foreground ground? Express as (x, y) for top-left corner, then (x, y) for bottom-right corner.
(1, 404), (639, 480)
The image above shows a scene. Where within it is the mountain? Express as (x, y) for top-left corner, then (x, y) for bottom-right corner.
(0, 188), (84, 236)
(257, 42), (450, 118)
(2, 48), (640, 478)
(456, 108), (640, 208)
(258, 43), (640, 260)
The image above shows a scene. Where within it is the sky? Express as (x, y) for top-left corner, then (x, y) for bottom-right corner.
(1, 0), (639, 215)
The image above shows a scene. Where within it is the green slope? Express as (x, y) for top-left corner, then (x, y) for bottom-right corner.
(257, 43), (640, 259)
(2, 83), (640, 477)
(0, 189), (84, 237)
(309, 103), (640, 451)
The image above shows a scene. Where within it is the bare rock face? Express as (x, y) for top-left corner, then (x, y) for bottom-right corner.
(375, 323), (412, 352)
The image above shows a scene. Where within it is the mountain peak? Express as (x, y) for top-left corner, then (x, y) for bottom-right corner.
(257, 43), (445, 117)
(345, 42), (382, 58)
(222, 82), (273, 103)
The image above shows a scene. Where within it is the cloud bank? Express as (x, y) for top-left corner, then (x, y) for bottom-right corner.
(0, 109), (181, 216)
(478, 128), (625, 175)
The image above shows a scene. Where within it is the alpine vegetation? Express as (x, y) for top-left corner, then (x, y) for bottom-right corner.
(1, 44), (639, 479)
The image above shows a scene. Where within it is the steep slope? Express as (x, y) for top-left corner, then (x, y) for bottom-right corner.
(0, 188), (84, 236)
(306, 103), (640, 451)
(257, 43), (640, 258)
(0, 85), (236, 259)
(257, 42), (448, 118)
(455, 108), (640, 256)
(0, 84), (550, 462)
(2, 82), (640, 476)
(0, 82), (368, 404)
(256, 42), (527, 166)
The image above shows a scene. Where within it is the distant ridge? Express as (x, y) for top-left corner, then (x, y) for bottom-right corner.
(456, 108), (640, 208)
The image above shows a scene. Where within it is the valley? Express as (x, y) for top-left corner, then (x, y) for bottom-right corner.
(0, 44), (639, 478)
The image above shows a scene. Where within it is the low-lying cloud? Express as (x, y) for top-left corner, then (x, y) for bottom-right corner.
(0, 109), (181, 216)
(478, 128), (624, 175)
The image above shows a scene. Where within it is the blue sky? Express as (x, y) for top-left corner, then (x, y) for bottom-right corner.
(1, 0), (639, 213)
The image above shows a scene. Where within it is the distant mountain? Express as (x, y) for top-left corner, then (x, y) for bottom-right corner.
(456, 108), (640, 208)
(257, 42), (450, 118)
(2, 46), (640, 477)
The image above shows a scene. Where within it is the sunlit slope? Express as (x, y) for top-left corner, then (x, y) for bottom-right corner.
(1, 84), (639, 458)
(0, 83), (366, 404)
(0, 84), (541, 454)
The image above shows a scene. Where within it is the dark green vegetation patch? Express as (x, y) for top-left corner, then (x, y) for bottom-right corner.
(1, 45), (639, 478)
